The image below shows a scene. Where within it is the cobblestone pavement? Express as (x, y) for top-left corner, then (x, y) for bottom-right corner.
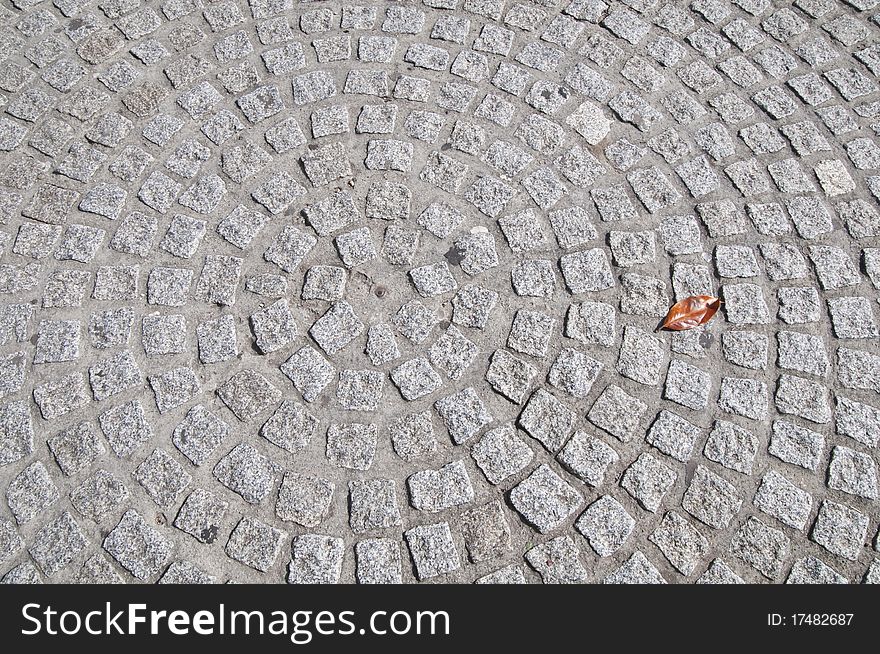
(0, 0), (878, 585)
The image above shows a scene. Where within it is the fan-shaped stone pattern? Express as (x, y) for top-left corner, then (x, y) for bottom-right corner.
(0, 0), (878, 585)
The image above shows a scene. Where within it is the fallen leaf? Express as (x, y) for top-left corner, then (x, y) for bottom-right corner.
(660, 295), (721, 331)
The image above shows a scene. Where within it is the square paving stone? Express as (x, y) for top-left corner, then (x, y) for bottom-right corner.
(407, 460), (475, 512)
(69, 469), (129, 521)
(302, 142), (352, 187)
(405, 522), (460, 581)
(507, 310), (555, 358)
(263, 226), (315, 273)
(173, 489), (228, 545)
(696, 558), (745, 585)
(42, 269), (91, 309)
(433, 387), (492, 444)
(348, 479), (402, 533)
(109, 212), (158, 257)
(459, 500), (511, 563)
(616, 326), (665, 386)
(485, 349), (537, 403)
(721, 331), (769, 370)
(0, 518), (23, 565)
(619, 273), (669, 316)
(134, 448), (192, 509)
(76, 554), (123, 585)
(103, 510), (172, 581)
(587, 384), (648, 442)
(863, 560), (880, 585)
(474, 564), (526, 584)
(148, 367), (200, 414)
(646, 410), (701, 463)
(511, 259), (556, 298)
(389, 411), (437, 462)
(525, 535), (589, 584)
(1, 562), (42, 584)
(837, 347), (880, 393)
(0, 352), (26, 400)
(47, 421), (104, 476)
(722, 283), (771, 324)
(682, 465), (743, 530)
(147, 267), (193, 307)
(777, 331), (829, 377)
(366, 180), (411, 220)
(33, 319), (80, 364)
(649, 511), (709, 575)
(244, 275), (291, 301)
(559, 248), (614, 293)
(249, 299), (296, 354)
(287, 534), (344, 584)
(326, 423), (377, 471)
(604, 551), (667, 584)
(609, 230), (656, 268)
(827, 445), (878, 499)
(195, 255), (242, 305)
(88, 307), (134, 350)
(451, 285), (498, 329)
(171, 404), (228, 466)
(225, 517), (287, 573)
(621, 452), (677, 513)
(302, 265), (346, 301)
(365, 324), (400, 367)
(158, 561), (215, 585)
(309, 301), (364, 356)
(93, 265), (139, 302)
(769, 420), (826, 471)
(196, 314), (238, 364)
(213, 443), (279, 504)
(29, 511), (87, 576)
(55, 225), (107, 263)
(382, 224), (419, 266)
(557, 430), (618, 487)
(455, 232), (500, 275)
(217, 369), (281, 421)
(510, 464), (583, 533)
(835, 397), (880, 449)
(703, 420), (759, 475)
(811, 500), (869, 562)
(664, 359), (711, 410)
(427, 326), (477, 380)
(355, 538), (402, 585)
(32, 373), (90, 422)
(808, 245), (861, 290)
(260, 400), (318, 454)
(827, 297), (879, 339)
(775, 374), (831, 424)
(718, 377), (768, 421)
(729, 515), (791, 580)
(497, 209), (549, 253)
(785, 556), (847, 585)
(409, 261), (458, 297)
(276, 472), (335, 528)
(518, 388), (575, 452)
(471, 424), (534, 485)
(217, 204), (270, 248)
(6, 461), (59, 524)
(141, 314), (186, 356)
(548, 348), (602, 399)
(281, 346), (335, 403)
(576, 495), (635, 557)
(391, 358), (442, 401)
(752, 469), (813, 530)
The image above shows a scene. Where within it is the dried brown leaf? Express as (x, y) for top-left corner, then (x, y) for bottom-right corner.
(660, 295), (721, 331)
